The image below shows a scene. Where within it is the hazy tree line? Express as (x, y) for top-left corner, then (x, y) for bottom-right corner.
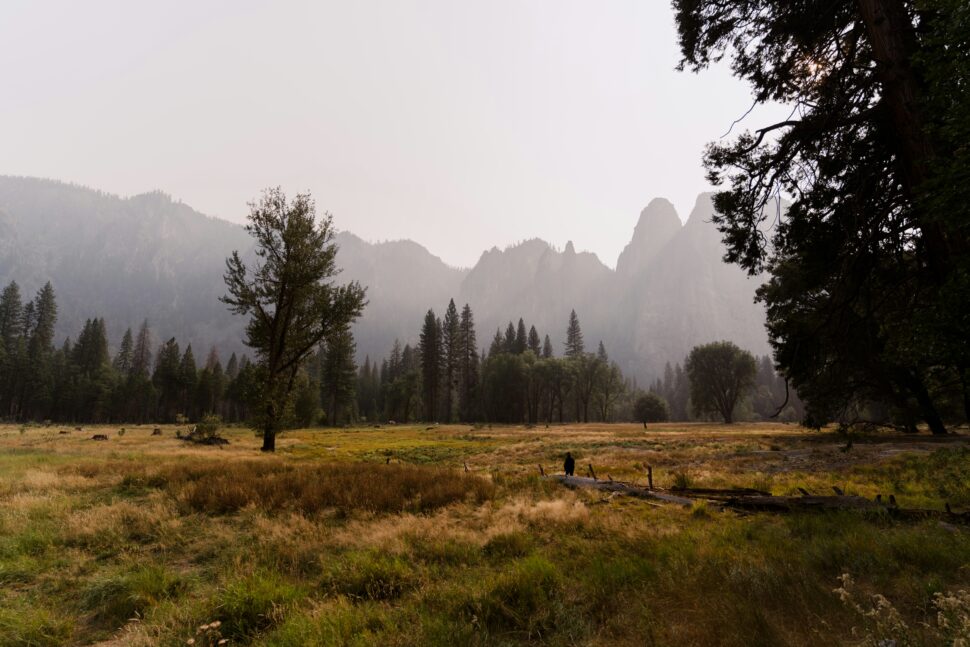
(0, 280), (261, 424)
(358, 303), (647, 425)
(0, 278), (800, 427)
(648, 350), (804, 424)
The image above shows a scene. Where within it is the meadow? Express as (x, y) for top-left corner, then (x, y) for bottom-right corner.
(1, 421), (968, 646)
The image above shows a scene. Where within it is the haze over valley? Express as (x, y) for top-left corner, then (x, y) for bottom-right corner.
(0, 176), (768, 382)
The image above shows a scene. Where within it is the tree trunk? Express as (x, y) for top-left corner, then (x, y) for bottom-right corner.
(262, 401), (277, 451)
(857, 0), (951, 280)
(906, 374), (947, 435)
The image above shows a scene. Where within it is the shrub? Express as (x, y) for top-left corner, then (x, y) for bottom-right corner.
(0, 603), (74, 647)
(476, 556), (564, 637)
(672, 469), (694, 490)
(323, 552), (416, 601)
(483, 532), (533, 560)
(215, 571), (304, 640)
(81, 564), (187, 628)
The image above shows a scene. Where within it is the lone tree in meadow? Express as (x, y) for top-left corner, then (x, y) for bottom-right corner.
(685, 341), (756, 424)
(222, 188), (366, 451)
(634, 392), (669, 427)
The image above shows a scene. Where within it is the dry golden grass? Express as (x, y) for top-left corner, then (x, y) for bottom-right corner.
(1, 422), (969, 646)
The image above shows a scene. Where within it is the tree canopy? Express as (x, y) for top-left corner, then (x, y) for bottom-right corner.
(674, 0), (970, 432)
(685, 341), (757, 423)
(222, 188), (366, 451)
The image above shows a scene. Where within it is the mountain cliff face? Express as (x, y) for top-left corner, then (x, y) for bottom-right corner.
(0, 176), (769, 382)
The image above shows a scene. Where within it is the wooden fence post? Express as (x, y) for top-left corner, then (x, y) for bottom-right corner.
(647, 465), (653, 490)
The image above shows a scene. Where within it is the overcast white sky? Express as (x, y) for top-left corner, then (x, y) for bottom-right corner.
(0, 1), (786, 268)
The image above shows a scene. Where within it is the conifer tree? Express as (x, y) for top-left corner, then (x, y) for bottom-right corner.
(0, 282), (24, 414)
(458, 304), (479, 422)
(528, 325), (541, 356)
(442, 299), (460, 422)
(489, 329), (504, 358)
(419, 310), (443, 421)
(179, 345), (198, 419)
(504, 322), (517, 354)
(542, 334), (554, 359)
(153, 338), (182, 422)
(564, 310), (584, 358)
(22, 283), (57, 419)
(514, 318), (527, 354)
(113, 328), (134, 376)
(320, 323), (358, 425)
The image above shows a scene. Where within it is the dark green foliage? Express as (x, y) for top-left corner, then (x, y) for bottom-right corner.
(634, 392), (669, 424)
(685, 341), (757, 423)
(564, 309), (584, 358)
(527, 325), (541, 356)
(221, 188), (366, 451)
(481, 352), (527, 423)
(514, 318), (528, 355)
(457, 304), (479, 422)
(419, 310), (443, 421)
(674, 0), (970, 432)
(319, 324), (357, 425)
(441, 299), (460, 423)
(0, 288), (256, 425)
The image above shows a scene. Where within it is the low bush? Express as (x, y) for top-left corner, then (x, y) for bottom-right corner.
(0, 603), (74, 647)
(323, 551), (417, 601)
(482, 531), (533, 560)
(81, 564), (188, 628)
(475, 555), (565, 638)
(214, 571), (304, 640)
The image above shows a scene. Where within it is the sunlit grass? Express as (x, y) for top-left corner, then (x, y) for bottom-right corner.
(0, 422), (967, 645)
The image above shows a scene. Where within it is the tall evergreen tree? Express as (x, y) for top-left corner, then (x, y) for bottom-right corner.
(514, 318), (528, 355)
(179, 345), (198, 419)
(320, 324), (358, 425)
(113, 328), (134, 376)
(528, 325), (541, 356)
(458, 304), (479, 422)
(542, 334), (554, 359)
(564, 310), (584, 358)
(129, 321), (156, 423)
(72, 318), (112, 422)
(419, 310), (443, 421)
(153, 338), (182, 422)
(0, 281), (24, 415)
(597, 340), (608, 362)
(504, 322), (517, 354)
(442, 299), (460, 422)
(489, 328), (504, 358)
(21, 283), (57, 419)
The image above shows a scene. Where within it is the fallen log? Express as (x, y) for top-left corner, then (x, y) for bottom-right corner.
(671, 487), (771, 498)
(549, 476), (970, 524)
(722, 495), (878, 512)
(550, 475), (695, 507)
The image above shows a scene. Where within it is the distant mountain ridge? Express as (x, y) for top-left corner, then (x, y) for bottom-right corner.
(0, 176), (770, 382)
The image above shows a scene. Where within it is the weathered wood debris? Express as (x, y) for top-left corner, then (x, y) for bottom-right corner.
(548, 472), (970, 525)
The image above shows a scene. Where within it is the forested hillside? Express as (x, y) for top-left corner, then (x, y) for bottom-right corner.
(0, 177), (769, 383)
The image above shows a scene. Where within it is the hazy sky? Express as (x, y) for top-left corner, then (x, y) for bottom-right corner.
(0, 1), (785, 268)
